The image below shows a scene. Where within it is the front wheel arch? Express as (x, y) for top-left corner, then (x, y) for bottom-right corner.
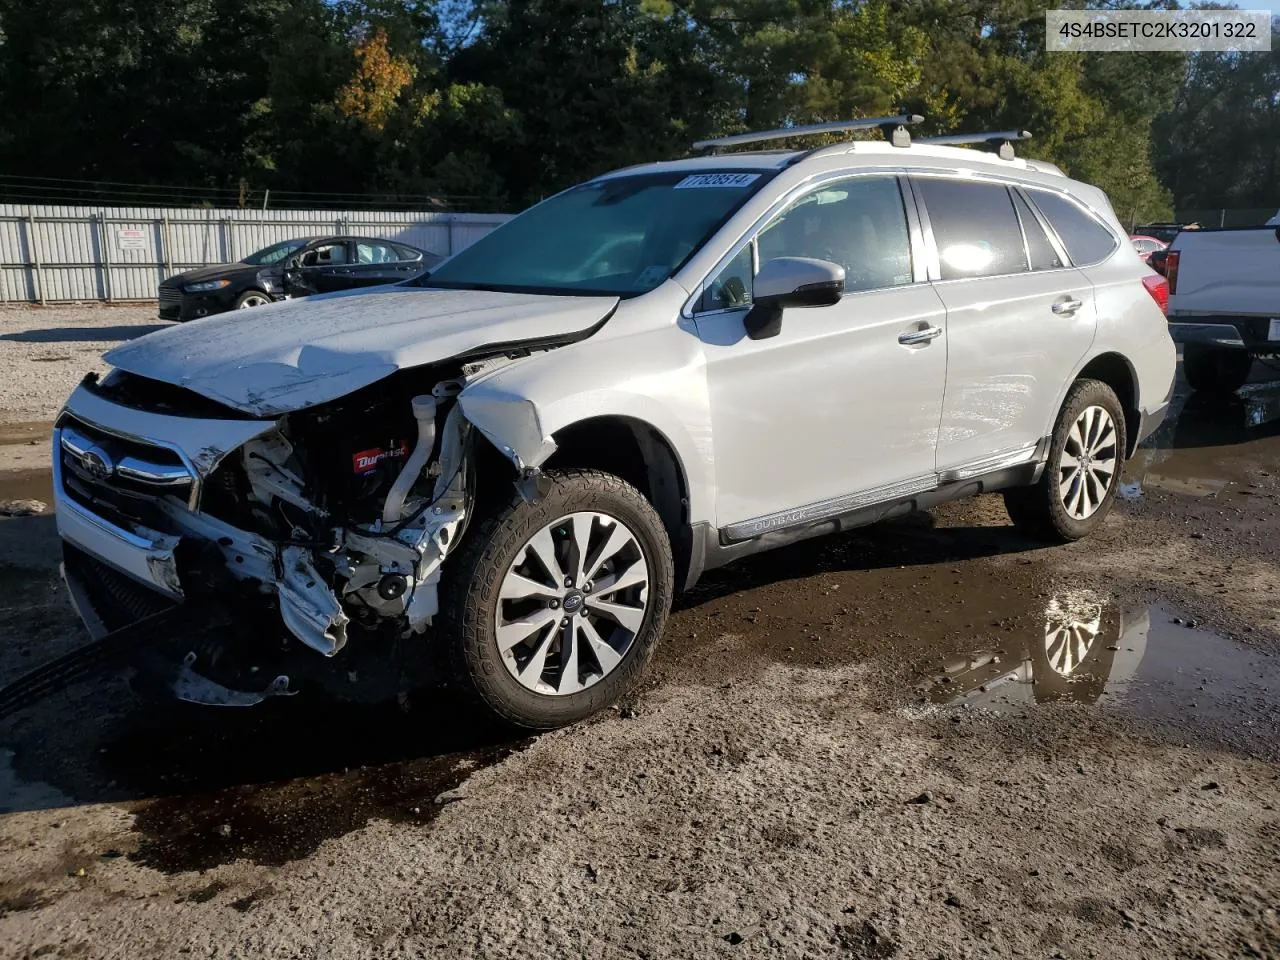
(543, 416), (692, 588)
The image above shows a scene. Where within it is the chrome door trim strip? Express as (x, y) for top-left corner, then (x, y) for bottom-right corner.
(722, 474), (938, 543)
(939, 443), (1040, 482)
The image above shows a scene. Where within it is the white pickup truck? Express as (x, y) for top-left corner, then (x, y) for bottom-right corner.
(1166, 223), (1280, 392)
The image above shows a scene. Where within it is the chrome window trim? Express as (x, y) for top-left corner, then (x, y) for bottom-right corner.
(682, 166), (917, 319)
(1010, 185), (1073, 271)
(907, 172), (1084, 284)
(1020, 185), (1120, 267)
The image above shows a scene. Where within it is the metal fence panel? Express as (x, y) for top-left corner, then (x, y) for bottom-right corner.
(0, 204), (511, 304)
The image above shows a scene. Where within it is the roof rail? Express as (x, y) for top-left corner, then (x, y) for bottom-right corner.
(692, 114), (924, 154)
(916, 129), (1032, 161)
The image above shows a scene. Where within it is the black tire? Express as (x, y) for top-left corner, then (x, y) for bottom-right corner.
(1003, 378), (1127, 543)
(1182, 344), (1251, 394)
(234, 289), (272, 310)
(440, 468), (674, 730)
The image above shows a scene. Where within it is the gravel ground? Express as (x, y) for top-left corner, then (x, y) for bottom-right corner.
(0, 304), (165, 424)
(0, 315), (1277, 959)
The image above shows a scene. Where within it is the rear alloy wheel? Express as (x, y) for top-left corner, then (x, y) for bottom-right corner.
(235, 290), (271, 309)
(1004, 379), (1127, 542)
(1182, 344), (1251, 394)
(441, 469), (673, 729)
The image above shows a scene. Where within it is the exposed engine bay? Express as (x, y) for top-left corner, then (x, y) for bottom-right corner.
(203, 372), (474, 656)
(54, 354), (542, 703)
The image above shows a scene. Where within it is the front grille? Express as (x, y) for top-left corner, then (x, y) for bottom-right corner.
(158, 286), (182, 304)
(57, 415), (196, 532)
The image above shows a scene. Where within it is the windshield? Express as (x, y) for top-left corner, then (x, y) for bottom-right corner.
(242, 238), (310, 266)
(420, 171), (774, 297)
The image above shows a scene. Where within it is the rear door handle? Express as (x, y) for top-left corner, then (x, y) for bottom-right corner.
(1052, 297), (1083, 315)
(898, 325), (943, 345)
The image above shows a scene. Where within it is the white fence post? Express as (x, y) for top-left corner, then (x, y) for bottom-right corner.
(25, 216), (45, 305)
(98, 212), (112, 302)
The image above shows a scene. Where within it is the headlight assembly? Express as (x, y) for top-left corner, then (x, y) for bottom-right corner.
(184, 279), (232, 293)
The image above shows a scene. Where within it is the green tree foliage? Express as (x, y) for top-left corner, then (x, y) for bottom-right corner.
(0, 0), (1271, 219)
(1152, 31), (1280, 210)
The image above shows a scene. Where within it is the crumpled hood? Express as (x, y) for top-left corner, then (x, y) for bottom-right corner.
(105, 285), (618, 416)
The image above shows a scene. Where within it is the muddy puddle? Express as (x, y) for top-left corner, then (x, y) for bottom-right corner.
(0, 469), (51, 509)
(913, 594), (1280, 761)
(1123, 380), (1280, 500)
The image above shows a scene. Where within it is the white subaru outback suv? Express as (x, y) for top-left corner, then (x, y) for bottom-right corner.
(51, 118), (1175, 728)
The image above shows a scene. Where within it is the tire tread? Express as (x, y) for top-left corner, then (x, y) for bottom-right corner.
(439, 467), (673, 730)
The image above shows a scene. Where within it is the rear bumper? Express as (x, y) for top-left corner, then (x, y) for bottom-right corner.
(1169, 316), (1278, 352)
(1134, 401), (1169, 450)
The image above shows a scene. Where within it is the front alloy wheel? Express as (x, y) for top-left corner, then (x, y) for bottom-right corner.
(441, 468), (674, 729)
(236, 291), (271, 309)
(496, 511), (650, 696)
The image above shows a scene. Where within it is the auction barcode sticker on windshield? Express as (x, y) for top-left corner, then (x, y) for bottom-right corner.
(674, 173), (760, 189)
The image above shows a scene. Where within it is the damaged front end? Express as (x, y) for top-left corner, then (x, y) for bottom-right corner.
(53, 357), (548, 707)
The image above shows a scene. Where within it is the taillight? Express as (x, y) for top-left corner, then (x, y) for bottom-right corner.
(1142, 274), (1168, 315)
(1165, 250), (1180, 294)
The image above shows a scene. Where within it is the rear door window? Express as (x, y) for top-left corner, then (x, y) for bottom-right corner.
(914, 178), (1028, 280)
(355, 241), (399, 264)
(302, 242), (348, 266)
(1027, 190), (1118, 266)
(1012, 190), (1065, 271)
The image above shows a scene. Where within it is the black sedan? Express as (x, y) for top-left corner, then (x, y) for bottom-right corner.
(157, 235), (440, 322)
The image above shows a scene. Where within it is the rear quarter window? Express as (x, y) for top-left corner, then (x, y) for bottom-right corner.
(1028, 190), (1118, 266)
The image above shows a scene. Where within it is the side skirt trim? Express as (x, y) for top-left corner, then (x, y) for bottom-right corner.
(721, 474), (937, 544)
(685, 458), (1043, 590)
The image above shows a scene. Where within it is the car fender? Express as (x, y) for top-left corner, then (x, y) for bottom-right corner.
(457, 303), (715, 525)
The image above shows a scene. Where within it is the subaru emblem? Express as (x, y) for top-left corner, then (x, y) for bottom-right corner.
(79, 446), (114, 481)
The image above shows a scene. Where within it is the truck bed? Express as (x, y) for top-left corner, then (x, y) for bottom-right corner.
(1168, 226), (1280, 320)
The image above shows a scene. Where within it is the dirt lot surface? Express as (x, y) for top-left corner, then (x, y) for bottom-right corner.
(0, 304), (165, 426)
(0, 311), (1277, 959)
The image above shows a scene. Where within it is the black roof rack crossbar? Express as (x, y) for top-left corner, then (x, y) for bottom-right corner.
(916, 129), (1032, 161)
(692, 114), (924, 154)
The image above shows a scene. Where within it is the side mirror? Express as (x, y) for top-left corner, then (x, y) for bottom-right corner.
(745, 257), (845, 340)
(284, 255), (301, 271)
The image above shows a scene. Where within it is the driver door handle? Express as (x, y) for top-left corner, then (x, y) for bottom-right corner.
(898, 325), (943, 345)
(1052, 297), (1083, 315)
